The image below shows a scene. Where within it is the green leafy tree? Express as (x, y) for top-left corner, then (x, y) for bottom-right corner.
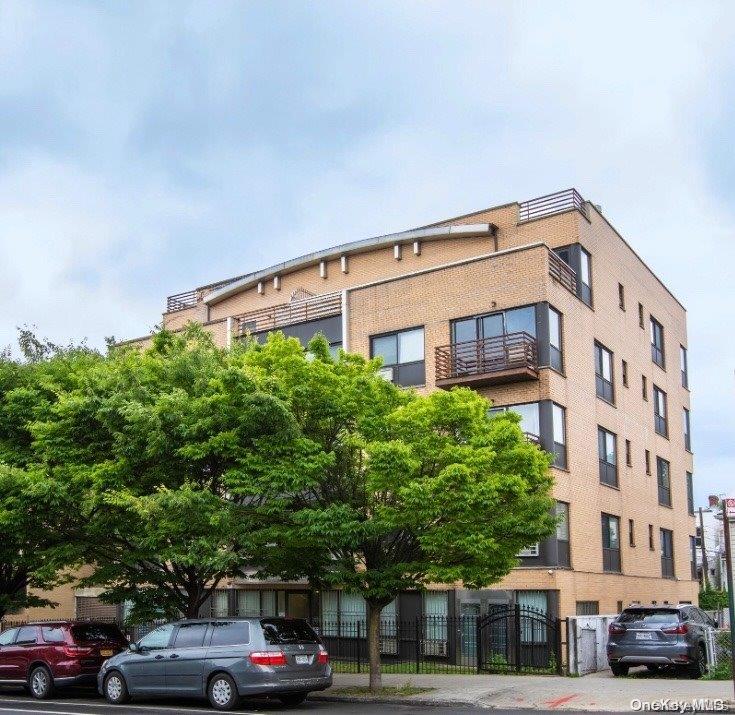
(31, 326), (313, 622)
(699, 586), (728, 611)
(244, 334), (556, 691)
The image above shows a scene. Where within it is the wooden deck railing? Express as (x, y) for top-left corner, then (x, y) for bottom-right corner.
(236, 291), (342, 335)
(435, 332), (538, 382)
(519, 188), (588, 222)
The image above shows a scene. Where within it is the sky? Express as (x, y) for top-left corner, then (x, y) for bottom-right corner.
(0, 1), (734, 504)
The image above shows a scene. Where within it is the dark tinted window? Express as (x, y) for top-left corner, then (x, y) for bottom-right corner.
(210, 621), (250, 647)
(0, 628), (18, 646)
(42, 626), (66, 643)
(71, 624), (125, 644)
(260, 619), (319, 645)
(618, 609), (679, 624)
(15, 626), (37, 644)
(173, 622), (209, 648)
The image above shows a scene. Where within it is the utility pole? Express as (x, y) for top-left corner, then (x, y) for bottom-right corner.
(721, 498), (735, 699)
(699, 507), (710, 588)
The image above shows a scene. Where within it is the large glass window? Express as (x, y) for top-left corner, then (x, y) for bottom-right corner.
(423, 592), (448, 651)
(580, 248), (592, 305)
(319, 591), (397, 640)
(556, 501), (570, 567)
(651, 317), (665, 368)
(653, 385), (668, 437)
(657, 457), (672, 507)
(548, 306), (563, 371)
(680, 345), (689, 388)
(452, 306), (536, 343)
(601, 513), (621, 573)
(598, 427), (618, 487)
(488, 402), (540, 441)
(686, 472), (694, 515)
(552, 403), (567, 469)
(594, 342), (614, 403)
(236, 591), (260, 617)
(211, 590), (229, 617)
(371, 327), (425, 387)
(683, 408), (691, 451)
(660, 529), (675, 579)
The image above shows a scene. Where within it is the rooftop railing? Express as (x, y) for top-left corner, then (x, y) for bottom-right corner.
(236, 291), (342, 336)
(519, 188), (588, 223)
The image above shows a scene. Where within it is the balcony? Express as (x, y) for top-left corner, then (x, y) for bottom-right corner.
(519, 188), (588, 223)
(548, 251), (578, 295)
(435, 332), (539, 388)
(236, 291), (342, 335)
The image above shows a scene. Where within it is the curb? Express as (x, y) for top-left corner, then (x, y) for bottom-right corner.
(310, 693), (477, 709)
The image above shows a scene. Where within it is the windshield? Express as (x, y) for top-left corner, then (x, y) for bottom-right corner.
(618, 609), (679, 624)
(260, 618), (320, 645)
(71, 624), (126, 643)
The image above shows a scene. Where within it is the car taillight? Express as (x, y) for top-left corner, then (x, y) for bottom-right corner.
(608, 623), (625, 635)
(662, 623), (688, 635)
(249, 651), (287, 666)
(318, 646), (329, 665)
(62, 645), (93, 658)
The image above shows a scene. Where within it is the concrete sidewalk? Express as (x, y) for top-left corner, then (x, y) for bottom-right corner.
(314, 671), (734, 711)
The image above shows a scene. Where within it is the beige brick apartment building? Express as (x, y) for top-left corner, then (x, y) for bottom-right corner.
(26, 188), (697, 626)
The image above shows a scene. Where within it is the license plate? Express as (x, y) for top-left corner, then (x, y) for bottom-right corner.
(635, 632), (654, 640)
(100, 649), (113, 656)
(295, 654), (310, 665)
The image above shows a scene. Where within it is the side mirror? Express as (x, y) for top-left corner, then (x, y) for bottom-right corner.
(129, 642), (139, 653)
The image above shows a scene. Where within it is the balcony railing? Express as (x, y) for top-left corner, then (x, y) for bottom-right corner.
(236, 291), (342, 336)
(435, 332), (539, 388)
(519, 188), (588, 223)
(166, 290), (199, 313)
(548, 251), (578, 294)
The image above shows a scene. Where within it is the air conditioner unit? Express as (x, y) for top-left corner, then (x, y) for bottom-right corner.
(518, 543), (540, 557)
(422, 639), (448, 657)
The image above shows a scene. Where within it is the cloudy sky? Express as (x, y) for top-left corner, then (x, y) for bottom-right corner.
(1, 1), (733, 503)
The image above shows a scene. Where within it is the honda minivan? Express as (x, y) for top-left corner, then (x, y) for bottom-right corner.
(98, 617), (332, 710)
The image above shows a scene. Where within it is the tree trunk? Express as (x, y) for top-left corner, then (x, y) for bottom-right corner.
(366, 600), (383, 693)
(184, 584), (204, 619)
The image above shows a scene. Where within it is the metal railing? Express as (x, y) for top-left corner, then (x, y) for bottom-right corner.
(548, 251), (578, 294)
(435, 332), (538, 383)
(166, 290), (198, 313)
(236, 291), (342, 336)
(518, 188), (588, 222)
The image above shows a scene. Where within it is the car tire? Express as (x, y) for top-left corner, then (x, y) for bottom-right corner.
(610, 663), (629, 677)
(208, 673), (240, 711)
(279, 692), (308, 707)
(104, 671), (131, 705)
(687, 646), (707, 679)
(28, 666), (54, 700)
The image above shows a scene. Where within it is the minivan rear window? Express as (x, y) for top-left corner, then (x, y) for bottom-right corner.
(260, 619), (320, 645)
(618, 609), (679, 624)
(71, 624), (125, 643)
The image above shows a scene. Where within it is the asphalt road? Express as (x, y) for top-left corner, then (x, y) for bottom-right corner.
(0, 689), (633, 715)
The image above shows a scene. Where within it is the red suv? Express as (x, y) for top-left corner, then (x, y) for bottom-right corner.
(0, 621), (128, 699)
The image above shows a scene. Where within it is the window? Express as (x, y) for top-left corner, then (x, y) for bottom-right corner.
(680, 346), (689, 388)
(548, 305), (563, 371)
(625, 439), (632, 467)
(618, 283), (625, 310)
(236, 590), (260, 616)
(261, 619), (316, 645)
(580, 248), (592, 305)
(653, 385), (668, 437)
(211, 590), (229, 617)
(556, 501), (570, 567)
(638, 303), (645, 329)
(552, 403), (567, 469)
(645, 449), (651, 475)
(210, 621), (251, 647)
(690, 536), (698, 580)
(683, 408), (691, 451)
(598, 426), (618, 487)
(41, 626), (66, 643)
(602, 513), (621, 572)
(686, 472), (694, 515)
(173, 622), (209, 648)
(642, 375), (648, 401)
(320, 591), (397, 639)
(628, 519), (635, 547)
(622, 360), (628, 387)
(371, 327), (425, 387)
(657, 457), (672, 507)
(649, 524), (655, 550)
(650, 317), (665, 368)
(594, 342), (614, 403)
(660, 529), (675, 579)
(489, 402), (540, 443)
(424, 592), (448, 647)
(0, 628), (17, 646)
(138, 623), (174, 650)
(576, 601), (599, 616)
(15, 626), (37, 645)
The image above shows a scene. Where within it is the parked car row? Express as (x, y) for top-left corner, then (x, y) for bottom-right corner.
(606, 604), (717, 679)
(0, 617), (332, 711)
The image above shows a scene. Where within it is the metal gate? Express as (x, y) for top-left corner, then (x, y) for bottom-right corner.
(477, 604), (562, 674)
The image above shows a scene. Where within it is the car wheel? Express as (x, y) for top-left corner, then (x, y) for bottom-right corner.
(29, 666), (54, 700)
(208, 673), (240, 711)
(104, 671), (130, 704)
(687, 646), (707, 679)
(279, 692), (308, 707)
(610, 663), (629, 677)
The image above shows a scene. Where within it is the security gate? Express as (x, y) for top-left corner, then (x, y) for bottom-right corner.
(477, 604), (562, 674)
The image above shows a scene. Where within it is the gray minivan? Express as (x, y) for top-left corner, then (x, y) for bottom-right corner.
(97, 618), (332, 710)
